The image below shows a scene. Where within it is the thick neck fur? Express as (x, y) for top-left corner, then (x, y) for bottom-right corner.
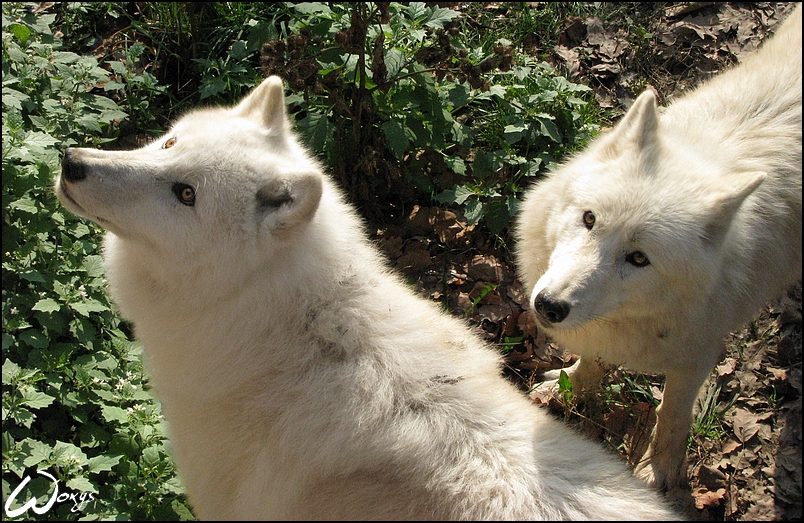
(103, 177), (382, 401)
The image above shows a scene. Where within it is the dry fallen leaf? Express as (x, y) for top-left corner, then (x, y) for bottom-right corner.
(693, 487), (727, 510)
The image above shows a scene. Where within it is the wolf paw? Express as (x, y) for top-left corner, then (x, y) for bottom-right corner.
(633, 446), (688, 491)
(528, 377), (562, 404)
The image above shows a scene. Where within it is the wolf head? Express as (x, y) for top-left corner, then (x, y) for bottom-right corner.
(516, 90), (766, 336)
(56, 76), (323, 271)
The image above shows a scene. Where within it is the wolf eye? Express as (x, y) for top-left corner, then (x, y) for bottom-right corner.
(172, 183), (195, 206)
(582, 210), (596, 230)
(162, 137), (177, 149)
(626, 251), (650, 267)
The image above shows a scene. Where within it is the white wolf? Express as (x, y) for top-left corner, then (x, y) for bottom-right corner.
(515, 5), (801, 491)
(55, 76), (680, 519)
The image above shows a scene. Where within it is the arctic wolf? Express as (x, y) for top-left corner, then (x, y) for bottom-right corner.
(55, 76), (680, 519)
(515, 5), (801, 491)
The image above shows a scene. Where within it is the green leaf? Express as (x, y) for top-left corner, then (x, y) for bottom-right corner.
(381, 119), (408, 159)
(32, 298), (61, 313)
(463, 198), (485, 225)
(9, 196), (39, 214)
(8, 23), (32, 45)
(22, 439), (53, 468)
(434, 185), (472, 205)
(484, 197), (517, 235)
(101, 405), (129, 424)
(25, 131), (60, 150)
(383, 48), (405, 78)
(76, 115), (102, 133)
(422, 5), (460, 29)
(296, 111), (334, 155)
(2, 87), (30, 110)
(66, 476), (97, 493)
(557, 369), (574, 401)
(81, 255), (105, 278)
(293, 2), (332, 15)
(19, 329), (49, 350)
(70, 299), (108, 317)
(87, 454), (121, 474)
(444, 156), (466, 176)
(446, 83), (470, 109)
(22, 390), (55, 409)
(535, 115), (562, 143)
(503, 123), (526, 144)
(52, 440), (88, 464)
(141, 445), (162, 469)
(2, 359), (22, 382)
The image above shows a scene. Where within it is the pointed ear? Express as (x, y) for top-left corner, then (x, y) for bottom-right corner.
(600, 89), (659, 157)
(231, 76), (288, 131)
(257, 170), (324, 231)
(701, 171), (766, 243)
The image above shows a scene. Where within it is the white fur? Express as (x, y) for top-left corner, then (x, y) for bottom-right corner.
(515, 6), (801, 491)
(55, 77), (680, 519)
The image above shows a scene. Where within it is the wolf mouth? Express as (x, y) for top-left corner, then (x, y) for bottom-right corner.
(59, 179), (85, 213)
(59, 179), (110, 226)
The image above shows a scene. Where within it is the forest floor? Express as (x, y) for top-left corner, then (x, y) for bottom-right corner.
(370, 2), (801, 520)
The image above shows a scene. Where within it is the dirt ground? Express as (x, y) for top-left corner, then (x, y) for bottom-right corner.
(371, 2), (801, 520)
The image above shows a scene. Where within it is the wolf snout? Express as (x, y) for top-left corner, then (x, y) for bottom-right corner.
(533, 291), (570, 324)
(61, 149), (87, 182)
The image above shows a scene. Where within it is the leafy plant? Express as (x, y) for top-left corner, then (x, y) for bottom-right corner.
(690, 382), (737, 443)
(2, 3), (192, 519)
(261, 2), (599, 234)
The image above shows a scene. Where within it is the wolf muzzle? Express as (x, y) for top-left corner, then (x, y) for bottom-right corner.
(61, 148), (87, 182)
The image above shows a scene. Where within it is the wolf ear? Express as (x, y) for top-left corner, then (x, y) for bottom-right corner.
(257, 170), (324, 231)
(232, 76), (288, 131)
(701, 171), (766, 243)
(601, 90), (659, 157)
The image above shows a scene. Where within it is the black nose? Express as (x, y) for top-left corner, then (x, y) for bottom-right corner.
(533, 291), (570, 324)
(61, 149), (86, 182)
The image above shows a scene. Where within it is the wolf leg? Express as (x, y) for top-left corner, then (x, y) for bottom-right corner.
(634, 366), (708, 490)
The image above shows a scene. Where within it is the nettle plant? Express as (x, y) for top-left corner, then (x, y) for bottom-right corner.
(2, 4), (191, 520)
(261, 2), (598, 234)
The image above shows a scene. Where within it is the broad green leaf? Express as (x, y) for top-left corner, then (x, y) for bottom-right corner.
(22, 439), (53, 468)
(381, 119), (408, 159)
(422, 5), (459, 29)
(8, 23), (32, 45)
(463, 198), (485, 225)
(296, 111), (334, 155)
(292, 2), (332, 15)
(70, 299), (108, 317)
(101, 405), (129, 424)
(3, 359), (22, 382)
(503, 123), (526, 144)
(141, 445), (162, 469)
(81, 255), (106, 278)
(66, 476), (97, 493)
(384, 48), (406, 78)
(9, 195), (38, 214)
(434, 185), (472, 205)
(32, 298), (61, 313)
(19, 329), (49, 350)
(87, 454), (121, 474)
(22, 390), (55, 409)
(535, 115), (562, 143)
(444, 156), (466, 176)
(2, 87), (30, 110)
(446, 83), (469, 109)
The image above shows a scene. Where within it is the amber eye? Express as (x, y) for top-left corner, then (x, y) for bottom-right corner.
(626, 251), (650, 267)
(162, 137), (177, 149)
(172, 183), (196, 206)
(582, 210), (595, 230)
